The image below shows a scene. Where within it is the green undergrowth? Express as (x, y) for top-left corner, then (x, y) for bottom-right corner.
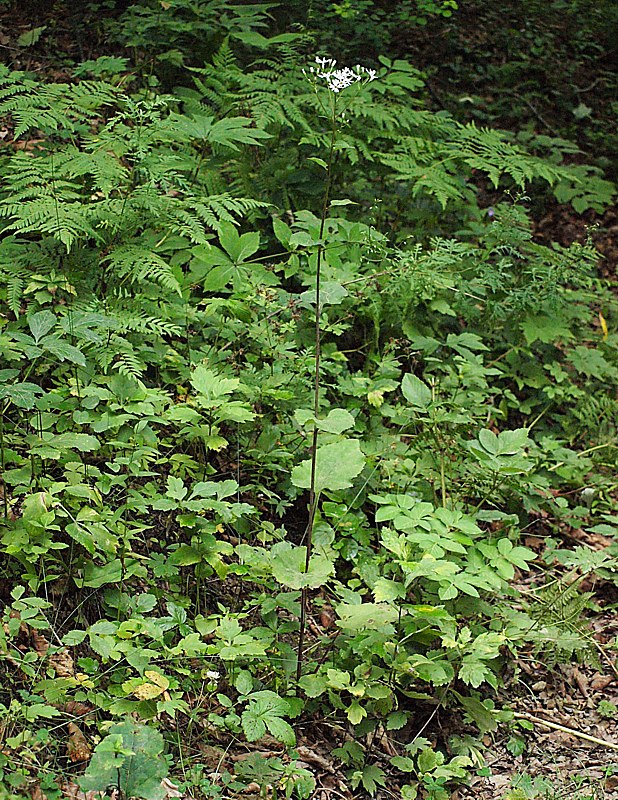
(0, 3), (617, 799)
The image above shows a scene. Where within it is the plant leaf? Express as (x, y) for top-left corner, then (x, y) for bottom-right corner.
(291, 439), (364, 495)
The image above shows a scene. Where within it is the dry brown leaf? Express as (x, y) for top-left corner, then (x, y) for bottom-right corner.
(571, 666), (589, 698)
(50, 649), (75, 677)
(32, 630), (50, 657)
(591, 673), (614, 691)
(60, 782), (107, 800)
(296, 745), (335, 772)
(605, 775), (618, 790)
(67, 723), (91, 763)
(62, 700), (95, 718)
(30, 784), (46, 800)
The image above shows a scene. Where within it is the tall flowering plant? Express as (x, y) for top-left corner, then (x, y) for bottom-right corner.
(296, 57), (376, 679)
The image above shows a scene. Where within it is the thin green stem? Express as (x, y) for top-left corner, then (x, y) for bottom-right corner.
(296, 106), (338, 683)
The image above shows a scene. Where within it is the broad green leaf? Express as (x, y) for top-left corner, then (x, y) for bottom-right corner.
(298, 674), (327, 698)
(458, 658), (489, 688)
(294, 408), (355, 434)
(299, 281), (349, 307)
(191, 365), (239, 400)
(24, 703), (61, 720)
(373, 577), (405, 603)
(336, 603), (398, 632)
(48, 433), (100, 452)
(401, 373), (432, 409)
(417, 747), (438, 774)
(390, 755), (415, 772)
(218, 221), (259, 263)
(270, 542), (334, 590)
(291, 439), (364, 495)
(41, 337), (86, 366)
(80, 722), (168, 800)
(264, 715), (296, 746)
(166, 475), (187, 501)
(0, 382), (43, 409)
(28, 311), (56, 343)
(478, 428), (499, 455)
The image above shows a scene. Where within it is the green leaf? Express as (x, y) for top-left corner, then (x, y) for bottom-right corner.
(166, 475), (187, 502)
(79, 722), (168, 800)
(294, 408), (355, 434)
(347, 701), (366, 725)
(308, 157), (328, 170)
(456, 694), (499, 733)
(373, 577), (405, 602)
(48, 433), (100, 452)
(241, 692), (295, 746)
(291, 439), (364, 495)
(24, 703), (61, 720)
(218, 221), (259, 264)
(298, 673), (327, 698)
(191, 365), (240, 400)
(336, 603), (399, 632)
(17, 26), (47, 47)
(270, 542), (334, 590)
(386, 711), (409, 731)
(0, 382), (43, 409)
(41, 337), (86, 366)
(264, 715), (296, 746)
(390, 755), (415, 772)
(299, 281), (349, 307)
(28, 311), (56, 343)
(401, 374), (432, 409)
(459, 658), (489, 688)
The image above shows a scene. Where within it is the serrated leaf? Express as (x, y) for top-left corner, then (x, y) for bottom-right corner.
(299, 281), (349, 307)
(79, 722), (168, 800)
(130, 671), (170, 701)
(373, 577), (405, 602)
(291, 439), (364, 495)
(347, 701), (366, 725)
(336, 603), (399, 632)
(191, 364), (240, 400)
(17, 26), (47, 47)
(42, 337), (86, 366)
(264, 715), (296, 746)
(0, 382), (43, 409)
(401, 373), (432, 409)
(459, 658), (489, 688)
(270, 542), (334, 590)
(386, 711), (408, 731)
(28, 310), (56, 343)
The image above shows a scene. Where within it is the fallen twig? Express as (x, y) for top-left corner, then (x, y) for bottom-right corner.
(514, 711), (618, 751)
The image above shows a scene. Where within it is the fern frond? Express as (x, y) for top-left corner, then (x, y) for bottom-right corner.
(0, 72), (118, 138)
(104, 246), (182, 296)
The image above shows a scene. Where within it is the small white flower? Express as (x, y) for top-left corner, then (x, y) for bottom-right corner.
(307, 56), (377, 94)
(206, 670), (220, 681)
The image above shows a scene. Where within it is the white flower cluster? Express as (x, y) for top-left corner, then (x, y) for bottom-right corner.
(305, 56), (377, 93)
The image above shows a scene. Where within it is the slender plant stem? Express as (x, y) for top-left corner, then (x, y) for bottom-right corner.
(514, 712), (618, 751)
(296, 108), (338, 683)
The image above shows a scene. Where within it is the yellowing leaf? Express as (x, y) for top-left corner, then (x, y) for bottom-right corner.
(132, 671), (169, 700)
(599, 311), (608, 340)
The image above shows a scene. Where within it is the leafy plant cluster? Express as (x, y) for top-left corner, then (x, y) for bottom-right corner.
(0, 2), (617, 799)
